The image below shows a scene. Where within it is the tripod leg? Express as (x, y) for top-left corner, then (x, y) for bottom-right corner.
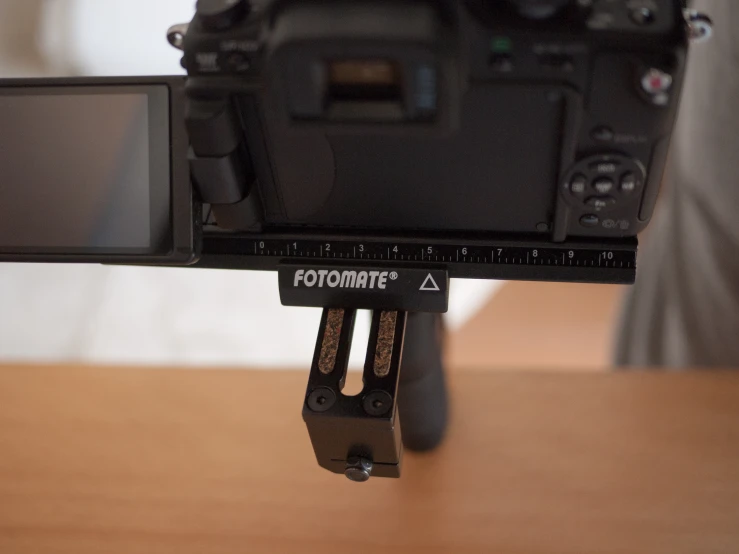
(398, 312), (448, 452)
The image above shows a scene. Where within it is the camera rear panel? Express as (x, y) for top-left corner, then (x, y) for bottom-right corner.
(188, 0), (686, 284)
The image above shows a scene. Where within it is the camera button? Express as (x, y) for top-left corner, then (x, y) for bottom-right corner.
(580, 215), (600, 228)
(620, 173), (641, 193)
(569, 174), (587, 195)
(589, 161), (619, 175)
(641, 69), (673, 102)
(631, 7), (655, 26)
(591, 126), (614, 142)
(592, 178), (615, 195)
(538, 54), (575, 72)
(585, 196), (617, 211)
(489, 53), (515, 72)
(227, 53), (251, 72)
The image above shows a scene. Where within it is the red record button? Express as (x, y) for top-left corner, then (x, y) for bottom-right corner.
(641, 69), (673, 94)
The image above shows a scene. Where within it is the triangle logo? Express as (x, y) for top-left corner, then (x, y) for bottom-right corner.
(419, 274), (441, 292)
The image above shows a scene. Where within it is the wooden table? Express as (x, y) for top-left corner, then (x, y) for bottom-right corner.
(0, 365), (738, 554)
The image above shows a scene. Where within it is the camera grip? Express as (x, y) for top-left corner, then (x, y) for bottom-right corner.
(398, 312), (448, 452)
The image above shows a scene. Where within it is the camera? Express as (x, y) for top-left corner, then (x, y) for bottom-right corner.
(0, 0), (713, 480)
(0, 0), (703, 286)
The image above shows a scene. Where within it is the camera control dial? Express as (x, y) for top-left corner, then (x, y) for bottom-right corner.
(562, 154), (646, 214)
(502, 0), (582, 19)
(196, 0), (250, 32)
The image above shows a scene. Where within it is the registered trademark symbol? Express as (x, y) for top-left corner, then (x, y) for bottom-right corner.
(390, 272), (399, 281)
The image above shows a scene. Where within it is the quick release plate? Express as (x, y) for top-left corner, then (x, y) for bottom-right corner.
(278, 263), (449, 313)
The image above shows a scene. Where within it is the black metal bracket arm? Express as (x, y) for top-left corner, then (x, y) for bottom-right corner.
(303, 308), (407, 481)
(286, 262), (449, 481)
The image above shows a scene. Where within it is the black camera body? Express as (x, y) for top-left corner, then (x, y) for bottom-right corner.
(0, 0), (694, 285)
(186, 0), (685, 240)
(180, 0), (688, 282)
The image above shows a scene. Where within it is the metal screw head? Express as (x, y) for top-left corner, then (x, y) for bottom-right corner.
(307, 387), (336, 413)
(363, 390), (393, 416)
(345, 457), (373, 482)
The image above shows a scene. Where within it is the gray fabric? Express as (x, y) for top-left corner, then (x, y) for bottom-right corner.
(615, 0), (739, 367)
